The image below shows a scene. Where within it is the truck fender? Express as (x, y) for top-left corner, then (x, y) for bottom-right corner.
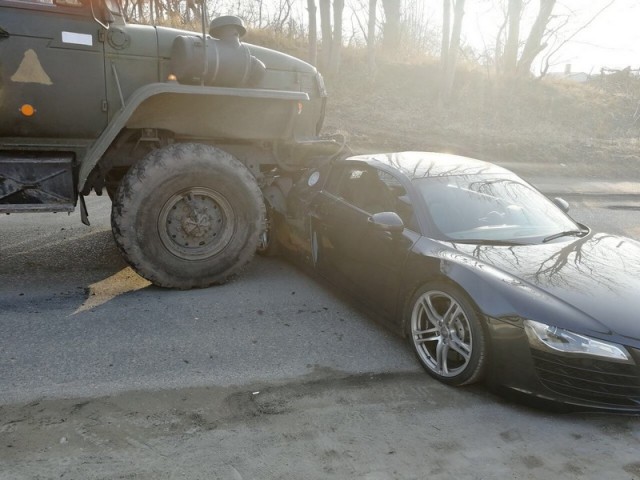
(78, 82), (308, 192)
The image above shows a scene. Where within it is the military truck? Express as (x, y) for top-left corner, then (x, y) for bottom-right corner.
(0, 0), (335, 288)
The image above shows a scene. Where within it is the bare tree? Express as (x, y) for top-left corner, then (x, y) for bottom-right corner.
(329, 0), (344, 75)
(538, 0), (616, 77)
(492, 1), (509, 75)
(314, 0), (345, 76)
(257, 0), (263, 28)
(381, 0), (401, 51)
(183, 0), (197, 22)
(271, 0), (294, 33)
(440, 0), (450, 74)
(494, 0), (563, 76)
(502, 0), (521, 75)
(403, 0), (437, 54)
(440, 0), (466, 104)
(348, 0), (370, 45)
(367, 0), (378, 76)
(516, 0), (556, 74)
(307, 0), (318, 66)
(319, 0), (332, 71)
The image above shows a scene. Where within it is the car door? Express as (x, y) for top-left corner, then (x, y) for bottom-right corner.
(311, 163), (419, 317)
(309, 163), (367, 286)
(305, 162), (349, 282)
(0, 0), (107, 139)
(347, 168), (420, 317)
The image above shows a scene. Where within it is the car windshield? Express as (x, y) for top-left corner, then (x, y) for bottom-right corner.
(414, 174), (581, 244)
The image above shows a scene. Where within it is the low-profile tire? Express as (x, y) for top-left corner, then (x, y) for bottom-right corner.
(111, 143), (265, 289)
(407, 282), (487, 386)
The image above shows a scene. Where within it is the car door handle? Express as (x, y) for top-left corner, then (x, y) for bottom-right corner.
(0, 27), (9, 40)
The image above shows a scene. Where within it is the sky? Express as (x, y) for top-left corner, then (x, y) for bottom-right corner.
(557, 0), (640, 72)
(238, 0), (639, 74)
(460, 0), (640, 73)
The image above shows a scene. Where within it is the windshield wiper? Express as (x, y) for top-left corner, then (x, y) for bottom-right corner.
(542, 229), (587, 243)
(451, 239), (528, 246)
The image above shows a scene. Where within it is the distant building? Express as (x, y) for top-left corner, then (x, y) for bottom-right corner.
(545, 64), (590, 83)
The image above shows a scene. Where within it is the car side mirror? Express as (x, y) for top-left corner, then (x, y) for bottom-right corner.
(553, 197), (570, 213)
(368, 211), (404, 233)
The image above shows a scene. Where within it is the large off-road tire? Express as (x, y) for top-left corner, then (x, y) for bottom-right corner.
(407, 282), (487, 386)
(111, 143), (265, 289)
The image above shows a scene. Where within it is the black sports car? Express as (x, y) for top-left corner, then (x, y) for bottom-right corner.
(263, 151), (640, 411)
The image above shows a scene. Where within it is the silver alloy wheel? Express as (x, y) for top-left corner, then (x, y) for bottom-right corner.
(411, 290), (473, 377)
(158, 187), (235, 260)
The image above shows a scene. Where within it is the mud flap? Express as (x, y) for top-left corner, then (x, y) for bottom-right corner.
(79, 194), (89, 226)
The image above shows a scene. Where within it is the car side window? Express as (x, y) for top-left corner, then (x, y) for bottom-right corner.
(378, 171), (420, 231)
(334, 167), (390, 213)
(330, 166), (419, 230)
(337, 167), (367, 206)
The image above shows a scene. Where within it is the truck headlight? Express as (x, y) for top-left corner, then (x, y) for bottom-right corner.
(524, 320), (631, 362)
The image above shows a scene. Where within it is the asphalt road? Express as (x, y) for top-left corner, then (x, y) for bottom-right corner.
(1, 191), (639, 403)
(0, 194), (419, 405)
(1, 189), (639, 479)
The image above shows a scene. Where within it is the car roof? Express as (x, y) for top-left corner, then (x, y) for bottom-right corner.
(344, 152), (513, 180)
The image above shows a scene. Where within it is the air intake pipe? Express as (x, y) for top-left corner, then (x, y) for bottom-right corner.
(169, 16), (266, 88)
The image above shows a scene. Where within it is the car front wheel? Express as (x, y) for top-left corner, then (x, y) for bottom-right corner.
(408, 283), (487, 386)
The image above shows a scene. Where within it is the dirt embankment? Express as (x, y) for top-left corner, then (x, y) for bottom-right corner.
(321, 58), (640, 181)
(3, 371), (640, 480)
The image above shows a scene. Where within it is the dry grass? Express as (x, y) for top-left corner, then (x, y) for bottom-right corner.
(150, 19), (639, 171)
(321, 50), (640, 170)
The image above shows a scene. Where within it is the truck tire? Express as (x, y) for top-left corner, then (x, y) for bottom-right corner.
(111, 143), (265, 289)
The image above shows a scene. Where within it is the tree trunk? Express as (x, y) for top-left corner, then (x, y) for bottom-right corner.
(319, 0), (332, 72)
(329, 0), (344, 76)
(307, 0), (318, 66)
(503, 0), (521, 75)
(440, 0), (450, 78)
(441, 0), (465, 104)
(381, 0), (401, 51)
(367, 0), (377, 76)
(517, 0), (556, 75)
(154, 0), (163, 24)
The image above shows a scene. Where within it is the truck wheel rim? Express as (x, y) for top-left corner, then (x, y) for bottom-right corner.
(158, 187), (235, 260)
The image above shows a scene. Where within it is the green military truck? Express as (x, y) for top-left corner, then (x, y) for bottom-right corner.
(0, 0), (333, 288)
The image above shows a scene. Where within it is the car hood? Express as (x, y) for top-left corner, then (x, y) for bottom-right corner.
(451, 232), (640, 343)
